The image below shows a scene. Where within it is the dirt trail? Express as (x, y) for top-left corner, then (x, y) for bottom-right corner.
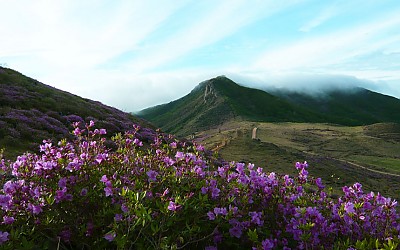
(335, 158), (400, 177)
(303, 150), (400, 177)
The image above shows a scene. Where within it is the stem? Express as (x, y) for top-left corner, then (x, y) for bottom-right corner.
(177, 226), (218, 249)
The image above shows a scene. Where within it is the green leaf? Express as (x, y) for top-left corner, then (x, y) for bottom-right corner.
(247, 229), (258, 242)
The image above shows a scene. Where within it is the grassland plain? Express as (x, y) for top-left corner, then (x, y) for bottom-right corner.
(193, 121), (400, 200)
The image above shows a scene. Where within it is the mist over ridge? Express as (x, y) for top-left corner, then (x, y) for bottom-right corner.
(227, 73), (396, 98)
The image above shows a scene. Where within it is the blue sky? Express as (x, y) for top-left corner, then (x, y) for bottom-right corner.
(1, 0), (399, 111)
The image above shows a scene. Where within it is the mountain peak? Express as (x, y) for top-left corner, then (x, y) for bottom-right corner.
(203, 80), (218, 104)
(140, 77), (400, 136)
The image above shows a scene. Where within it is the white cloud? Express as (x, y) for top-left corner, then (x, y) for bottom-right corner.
(0, 1), (187, 72)
(229, 71), (377, 90)
(299, 4), (337, 32)
(124, 0), (299, 73)
(1, 0), (399, 112)
(254, 11), (400, 75)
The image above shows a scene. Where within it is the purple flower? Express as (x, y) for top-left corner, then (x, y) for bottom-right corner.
(3, 216), (14, 225)
(207, 211), (216, 220)
(99, 129), (107, 135)
(299, 168), (308, 179)
(105, 180), (113, 188)
(115, 214), (123, 222)
(28, 203), (43, 215)
(205, 246), (217, 250)
(175, 151), (185, 160)
(133, 138), (143, 146)
(229, 205), (239, 215)
(121, 204), (129, 213)
(213, 230), (223, 244)
(58, 177), (67, 189)
(80, 188), (88, 196)
(147, 170), (158, 182)
(297, 161), (308, 169)
(229, 225), (243, 238)
(345, 202), (355, 214)
(211, 187), (220, 199)
(65, 194), (73, 201)
(100, 175), (108, 183)
(55, 188), (67, 203)
(214, 207), (228, 216)
(162, 188), (169, 196)
(236, 162), (245, 173)
(104, 232), (116, 242)
(249, 211), (264, 226)
(0, 231), (9, 244)
(167, 201), (181, 211)
(194, 166), (205, 177)
(59, 228), (72, 242)
(315, 178), (325, 189)
(3, 181), (16, 195)
(73, 127), (82, 136)
(104, 187), (113, 197)
(95, 153), (108, 164)
(163, 157), (175, 166)
(262, 238), (274, 250)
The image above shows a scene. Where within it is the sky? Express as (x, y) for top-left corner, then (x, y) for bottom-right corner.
(1, 0), (400, 112)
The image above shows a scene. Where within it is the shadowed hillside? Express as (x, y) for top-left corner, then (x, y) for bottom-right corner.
(272, 88), (400, 125)
(0, 67), (150, 158)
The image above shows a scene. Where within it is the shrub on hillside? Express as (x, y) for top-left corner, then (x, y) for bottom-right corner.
(0, 122), (399, 249)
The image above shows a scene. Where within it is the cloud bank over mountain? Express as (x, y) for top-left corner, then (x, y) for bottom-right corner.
(1, 1), (399, 111)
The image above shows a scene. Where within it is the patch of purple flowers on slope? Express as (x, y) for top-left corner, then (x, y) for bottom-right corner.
(0, 121), (397, 249)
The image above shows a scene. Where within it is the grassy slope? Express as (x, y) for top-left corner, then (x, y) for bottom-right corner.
(212, 76), (326, 123)
(139, 76), (329, 136)
(138, 78), (236, 136)
(140, 76), (400, 137)
(0, 67), (150, 158)
(195, 121), (400, 200)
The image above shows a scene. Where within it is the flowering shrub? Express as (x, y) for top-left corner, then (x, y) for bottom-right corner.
(0, 122), (399, 249)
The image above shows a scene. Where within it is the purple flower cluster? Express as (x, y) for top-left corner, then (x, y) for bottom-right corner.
(0, 121), (398, 249)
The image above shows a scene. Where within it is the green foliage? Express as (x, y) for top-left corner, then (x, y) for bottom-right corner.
(334, 237), (399, 250)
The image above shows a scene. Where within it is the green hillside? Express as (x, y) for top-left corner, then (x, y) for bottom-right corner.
(138, 77), (236, 136)
(139, 76), (400, 136)
(139, 76), (326, 135)
(0, 67), (150, 158)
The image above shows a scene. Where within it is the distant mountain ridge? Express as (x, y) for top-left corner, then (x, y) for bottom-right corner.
(0, 67), (150, 158)
(139, 76), (400, 136)
(271, 87), (400, 125)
